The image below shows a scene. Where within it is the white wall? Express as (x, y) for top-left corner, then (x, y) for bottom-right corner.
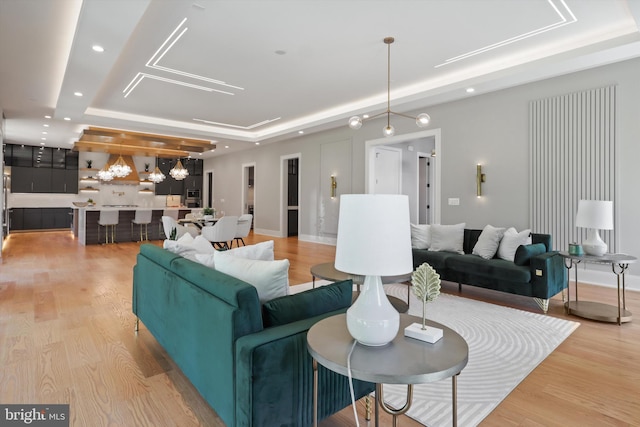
(206, 57), (640, 289)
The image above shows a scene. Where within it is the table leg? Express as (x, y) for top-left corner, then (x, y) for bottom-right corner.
(312, 358), (318, 427)
(612, 263), (629, 326)
(452, 374), (458, 427)
(376, 383), (413, 427)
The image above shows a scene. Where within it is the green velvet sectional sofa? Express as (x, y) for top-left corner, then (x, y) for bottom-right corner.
(132, 244), (374, 426)
(412, 229), (567, 312)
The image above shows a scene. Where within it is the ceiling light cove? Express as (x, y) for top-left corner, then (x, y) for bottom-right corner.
(436, 0), (577, 67)
(124, 17), (244, 99)
(192, 117), (281, 130)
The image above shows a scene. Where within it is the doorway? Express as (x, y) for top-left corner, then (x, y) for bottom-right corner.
(280, 153), (301, 238)
(241, 163), (255, 218)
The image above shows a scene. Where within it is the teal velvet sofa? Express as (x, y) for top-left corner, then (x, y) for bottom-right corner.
(132, 244), (373, 426)
(412, 229), (566, 312)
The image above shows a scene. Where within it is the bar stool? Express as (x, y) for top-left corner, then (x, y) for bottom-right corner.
(98, 210), (119, 244)
(131, 210), (152, 241)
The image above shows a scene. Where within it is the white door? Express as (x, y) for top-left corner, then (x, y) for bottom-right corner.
(373, 146), (402, 194)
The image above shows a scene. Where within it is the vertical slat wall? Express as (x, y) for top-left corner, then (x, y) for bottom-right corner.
(529, 85), (616, 252)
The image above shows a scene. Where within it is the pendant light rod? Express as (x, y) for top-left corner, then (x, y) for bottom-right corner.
(348, 36), (431, 136)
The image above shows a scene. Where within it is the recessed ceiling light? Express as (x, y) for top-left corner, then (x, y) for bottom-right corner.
(44, 115), (51, 119)
(43, 124), (49, 127)
(74, 92), (83, 97)
(255, 142), (260, 145)
(225, 145), (229, 149)
(466, 87), (475, 93)
(64, 117), (71, 121)
(42, 131), (47, 135)
(298, 130), (304, 134)
(92, 45), (104, 53)
(363, 114), (370, 119)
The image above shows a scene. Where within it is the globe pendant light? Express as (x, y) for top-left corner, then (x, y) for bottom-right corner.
(97, 163), (114, 182)
(148, 158), (166, 183)
(169, 159), (189, 180)
(108, 141), (131, 178)
(348, 37), (431, 137)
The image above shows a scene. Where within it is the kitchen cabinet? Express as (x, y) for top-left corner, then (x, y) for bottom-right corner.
(7, 144), (78, 194)
(9, 208), (72, 231)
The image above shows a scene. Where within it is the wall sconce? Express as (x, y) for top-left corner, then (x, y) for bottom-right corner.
(331, 175), (337, 198)
(476, 164), (486, 197)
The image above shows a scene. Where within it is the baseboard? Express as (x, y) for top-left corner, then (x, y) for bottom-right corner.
(572, 269), (640, 292)
(297, 234), (336, 245)
(252, 228), (283, 238)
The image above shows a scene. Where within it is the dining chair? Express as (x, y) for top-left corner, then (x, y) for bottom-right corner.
(201, 216), (238, 250)
(161, 215), (198, 240)
(160, 209), (179, 238)
(233, 214), (253, 247)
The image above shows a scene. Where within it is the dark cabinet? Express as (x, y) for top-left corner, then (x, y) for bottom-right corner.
(9, 208), (72, 231)
(10, 166), (34, 193)
(7, 144), (78, 194)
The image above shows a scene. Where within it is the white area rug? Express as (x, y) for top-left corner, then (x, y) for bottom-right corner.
(291, 281), (579, 427)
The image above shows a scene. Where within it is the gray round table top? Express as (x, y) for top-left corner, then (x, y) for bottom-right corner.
(307, 313), (468, 384)
(558, 251), (637, 265)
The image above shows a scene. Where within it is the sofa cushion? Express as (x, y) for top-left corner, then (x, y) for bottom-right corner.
(472, 225), (506, 259)
(429, 223), (465, 254)
(514, 243), (547, 266)
(497, 228), (532, 262)
(410, 224), (431, 249)
(447, 255), (531, 283)
(214, 251), (290, 303)
(412, 249), (459, 271)
(262, 280), (353, 327)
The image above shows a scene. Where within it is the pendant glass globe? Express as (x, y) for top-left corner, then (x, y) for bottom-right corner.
(348, 116), (363, 130)
(416, 113), (431, 127)
(383, 124), (395, 137)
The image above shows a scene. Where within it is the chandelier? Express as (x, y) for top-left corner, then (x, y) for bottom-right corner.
(348, 37), (430, 137)
(108, 142), (131, 178)
(148, 158), (166, 183)
(169, 159), (189, 180)
(97, 164), (114, 181)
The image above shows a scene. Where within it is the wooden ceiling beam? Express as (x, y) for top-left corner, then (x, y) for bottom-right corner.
(73, 127), (216, 157)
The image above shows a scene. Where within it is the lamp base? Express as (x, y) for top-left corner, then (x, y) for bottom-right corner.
(582, 229), (607, 256)
(346, 275), (399, 346)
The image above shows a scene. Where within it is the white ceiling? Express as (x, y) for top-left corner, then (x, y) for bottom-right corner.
(2, 0), (640, 158)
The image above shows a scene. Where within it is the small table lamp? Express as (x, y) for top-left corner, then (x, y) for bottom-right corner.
(575, 199), (613, 256)
(335, 194), (413, 346)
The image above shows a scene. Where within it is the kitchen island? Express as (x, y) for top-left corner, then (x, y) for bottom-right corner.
(72, 206), (191, 245)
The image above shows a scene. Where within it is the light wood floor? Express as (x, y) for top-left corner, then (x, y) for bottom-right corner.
(1, 231), (639, 426)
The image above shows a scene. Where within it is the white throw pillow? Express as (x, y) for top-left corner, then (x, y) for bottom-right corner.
(228, 240), (274, 261)
(194, 240), (275, 269)
(163, 239), (198, 259)
(192, 235), (216, 254)
(472, 225), (506, 259)
(410, 224), (431, 249)
(497, 228), (532, 261)
(429, 223), (466, 254)
(214, 251), (290, 303)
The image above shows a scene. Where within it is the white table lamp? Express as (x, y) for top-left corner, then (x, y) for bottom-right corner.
(335, 194), (413, 346)
(575, 200), (613, 256)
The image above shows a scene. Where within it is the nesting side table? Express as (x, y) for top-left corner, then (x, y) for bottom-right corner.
(307, 313), (468, 427)
(559, 252), (636, 325)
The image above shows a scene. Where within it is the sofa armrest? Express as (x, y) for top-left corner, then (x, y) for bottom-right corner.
(529, 251), (567, 299)
(235, 309), (374, 427)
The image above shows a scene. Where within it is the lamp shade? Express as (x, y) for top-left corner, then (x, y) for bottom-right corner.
(575, 200), (613, 230)
(335, 194), (413, 277)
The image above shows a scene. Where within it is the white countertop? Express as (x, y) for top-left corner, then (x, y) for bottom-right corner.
(73, 206), (189, 211)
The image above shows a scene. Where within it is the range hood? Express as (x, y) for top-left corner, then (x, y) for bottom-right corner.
(103, 154), (141, 185)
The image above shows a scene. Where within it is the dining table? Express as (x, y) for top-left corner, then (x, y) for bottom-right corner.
(177, 217), (218, 229)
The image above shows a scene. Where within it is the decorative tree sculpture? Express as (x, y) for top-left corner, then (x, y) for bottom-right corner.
(411, 263), (441, 330)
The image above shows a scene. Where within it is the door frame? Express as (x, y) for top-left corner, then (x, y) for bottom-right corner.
(365, 128), (442, 224)
(241, 162), (256, 216)
(280, 153), (301, 238)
